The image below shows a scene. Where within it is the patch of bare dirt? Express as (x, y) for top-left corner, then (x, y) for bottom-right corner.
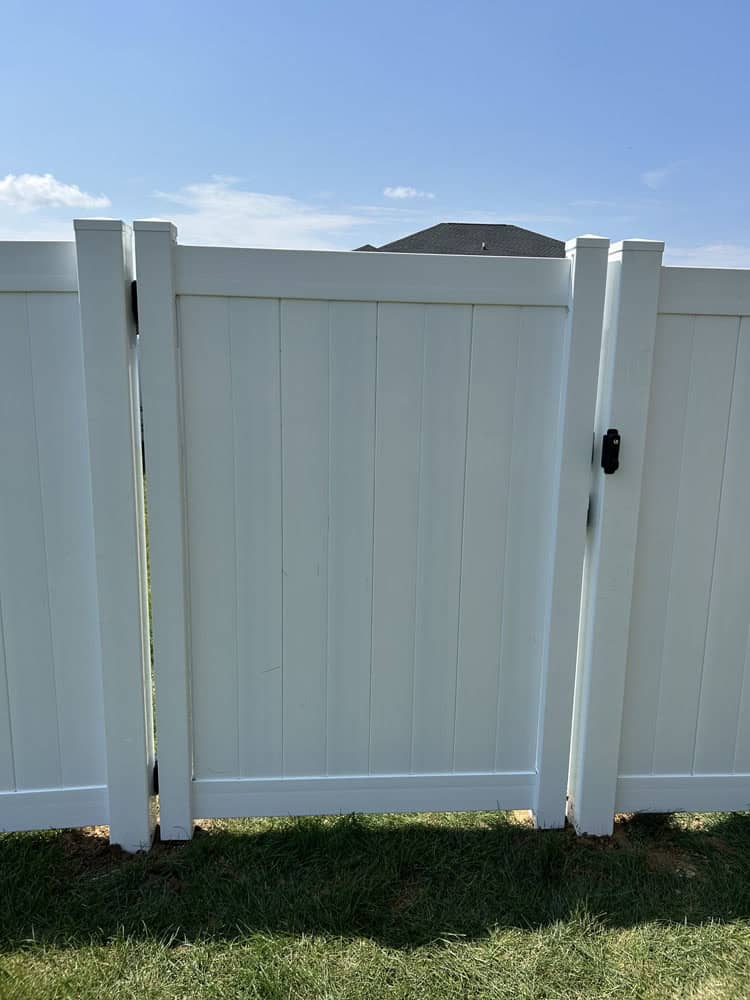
(60, 825), (125, 869)
(645, 847), (700, 878)
(511, 810), (534, 828)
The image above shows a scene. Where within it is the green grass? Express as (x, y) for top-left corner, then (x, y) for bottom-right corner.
(2, 810), (750, 999)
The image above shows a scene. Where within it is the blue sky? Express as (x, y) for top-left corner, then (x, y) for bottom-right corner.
(2, 0), (749, 264)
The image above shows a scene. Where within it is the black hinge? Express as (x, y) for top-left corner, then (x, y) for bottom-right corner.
(152, 759), (159, 796)
(130, 280), (139, 330)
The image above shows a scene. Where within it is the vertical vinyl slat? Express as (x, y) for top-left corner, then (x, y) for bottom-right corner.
(453, 306), (521, 772)
(326, 301), (376, 776)
(26, 293), (104, 788)
(0, 292), (61, 790)
(281, 299), (330, 777)
(694, 317), (750, 772)
(180, 296), (239, 778)
(651, 316), (738, 774)
(495, 307), (565, 774)
(0, 591), (12, 790)
(618, 315), (695, 775)
(370, 303), (424, 774)
(230, 298), (283, 778)
(731, 325), (750, 773)
(410, 304), (471, 775)
(0, 299), (24, 791)
(733, 626), (750, 772)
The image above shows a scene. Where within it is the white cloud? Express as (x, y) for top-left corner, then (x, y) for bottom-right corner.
(0, 173), (110, 212)
(383, 186), (435, 200)
(155, 178), (367, 248)
(641, 166), (672, 190)
(665, 243), (750, 268)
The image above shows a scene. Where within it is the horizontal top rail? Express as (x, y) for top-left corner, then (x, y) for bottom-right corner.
(170, 243), (572, 306)
(0, 242), (78, 293)
(659, 266), (750, 317)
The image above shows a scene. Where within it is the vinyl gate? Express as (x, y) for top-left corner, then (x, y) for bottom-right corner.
(2, 223), (749, 851)
(134, 224), (608, 839)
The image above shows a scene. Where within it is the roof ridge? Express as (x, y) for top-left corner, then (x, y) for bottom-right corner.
(355, 222), (565, 257)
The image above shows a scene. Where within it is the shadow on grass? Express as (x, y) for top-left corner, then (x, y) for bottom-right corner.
(1, 810), (749, 949)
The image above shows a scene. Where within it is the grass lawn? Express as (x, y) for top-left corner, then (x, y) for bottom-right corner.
(1, 809), (749, 999)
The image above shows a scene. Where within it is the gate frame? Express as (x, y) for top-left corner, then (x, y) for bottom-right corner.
(532, 235), (610, 826)
(133, 221), (193, 841)
(567, 239), (665, 836)
(74, 220), (156, 851)
(134, 224), (608, 840)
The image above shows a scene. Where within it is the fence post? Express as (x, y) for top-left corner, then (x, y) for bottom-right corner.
(568, 239), (664, 836)
(74, 220), (155, 851)
(533, 236), (609, 828)
(133, 221), (194, 841)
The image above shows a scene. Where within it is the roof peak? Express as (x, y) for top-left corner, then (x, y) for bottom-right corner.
(358, 222), (565, 258)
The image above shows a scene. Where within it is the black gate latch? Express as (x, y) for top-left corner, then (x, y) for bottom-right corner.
(601, 428), (621, 475)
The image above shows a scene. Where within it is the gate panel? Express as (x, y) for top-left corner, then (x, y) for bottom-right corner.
(137, 225), (608, 837)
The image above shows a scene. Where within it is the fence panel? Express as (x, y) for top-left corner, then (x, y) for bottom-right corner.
(0, 242), (107, 832)
(570, 246), (750, 833)
(136, 223), (608, 838)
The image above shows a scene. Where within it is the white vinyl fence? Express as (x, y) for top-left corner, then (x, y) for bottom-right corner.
(0, 222), (748, 851)
(570, 241), (750, 834)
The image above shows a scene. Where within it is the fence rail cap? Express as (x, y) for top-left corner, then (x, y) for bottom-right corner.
(133, 220), (178, 237)
(565, 234), (609, 252)
(74, 218), (131, 232)
(609, 238), (665, 255)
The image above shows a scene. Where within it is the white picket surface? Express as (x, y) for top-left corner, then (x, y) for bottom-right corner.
(0, 244), (107, 832)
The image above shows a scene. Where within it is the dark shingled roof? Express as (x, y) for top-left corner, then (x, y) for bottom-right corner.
(355, 223), (565, 258)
